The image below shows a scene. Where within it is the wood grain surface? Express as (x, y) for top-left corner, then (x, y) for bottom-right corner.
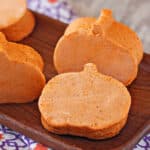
(0, 12), (149, 150)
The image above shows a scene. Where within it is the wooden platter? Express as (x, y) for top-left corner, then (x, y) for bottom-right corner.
(0, 12), (149, 150)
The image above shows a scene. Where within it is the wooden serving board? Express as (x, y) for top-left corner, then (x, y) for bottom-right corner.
(0, 12), (150, 150)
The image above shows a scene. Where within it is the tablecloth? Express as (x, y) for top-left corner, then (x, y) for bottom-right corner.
(0, 0), (149, 149)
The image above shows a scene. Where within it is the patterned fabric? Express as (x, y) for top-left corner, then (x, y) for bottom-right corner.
(133, 134), (150, 150)
(0, 125), (51, 150)
(0, 0), (149, 149)
(27, 0), (77, 23)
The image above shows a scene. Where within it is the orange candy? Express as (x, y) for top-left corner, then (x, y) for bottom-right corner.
(0, 33), (45, 103)
(0, 0), (26, 29)
(39, 63), (131, 139)
(54, 9), (143, 86)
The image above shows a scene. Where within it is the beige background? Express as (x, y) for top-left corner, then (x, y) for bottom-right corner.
(67, 0), (150, 53)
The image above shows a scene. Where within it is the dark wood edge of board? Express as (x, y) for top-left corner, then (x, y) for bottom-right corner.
(0, 112), (150, 150)
(117, 120), (150, 150)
